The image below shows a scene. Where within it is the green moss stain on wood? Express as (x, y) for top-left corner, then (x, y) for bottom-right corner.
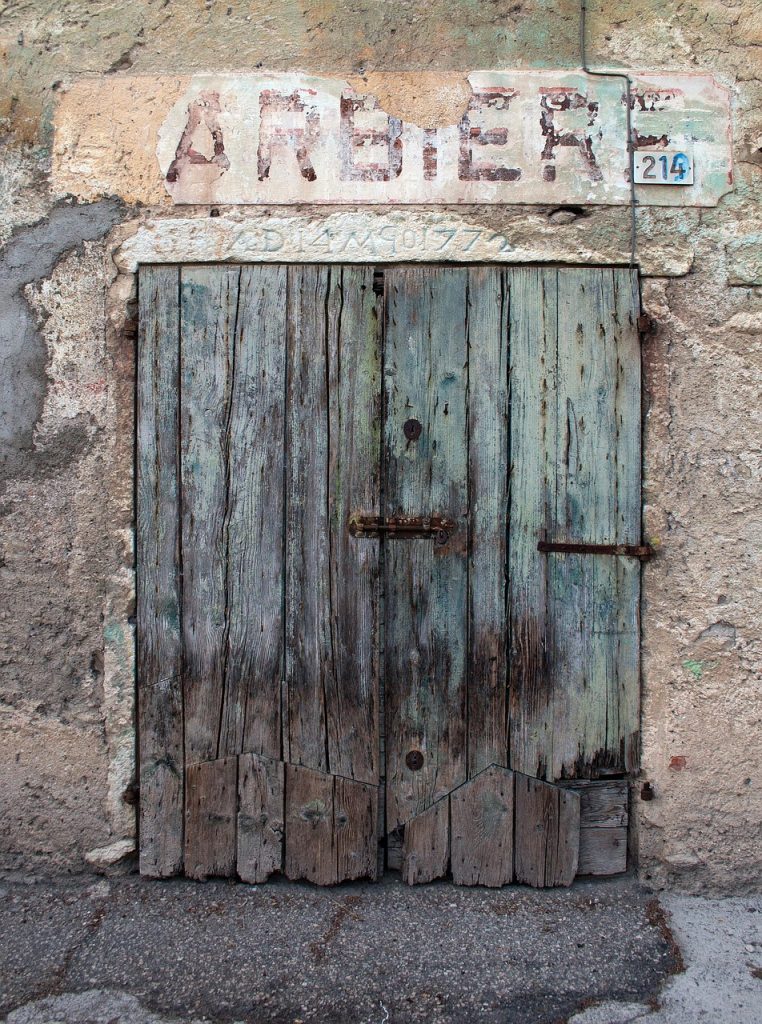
(508, 267), (559, 781)
(508, 268), (641, 780)
(466, 268), (510, 777)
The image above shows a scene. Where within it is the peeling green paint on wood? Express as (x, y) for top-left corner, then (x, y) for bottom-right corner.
(138, 262), (642, 884)
(508, 268), (641, 779)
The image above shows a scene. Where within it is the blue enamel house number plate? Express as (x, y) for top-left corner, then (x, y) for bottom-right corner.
(634, 150), (694, 185)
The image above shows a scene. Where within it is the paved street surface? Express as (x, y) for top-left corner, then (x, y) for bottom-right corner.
(0, 874), (758, 1024)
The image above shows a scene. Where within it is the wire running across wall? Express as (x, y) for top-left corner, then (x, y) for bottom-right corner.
(579, 0), (638, 268)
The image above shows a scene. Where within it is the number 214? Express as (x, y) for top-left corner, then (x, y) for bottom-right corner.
(641, 154), (690, 181)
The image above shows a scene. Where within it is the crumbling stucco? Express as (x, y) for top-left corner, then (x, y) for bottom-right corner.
(0, 223), (133, 874)
(0, 200), (125, 480)
(0, 1), (760, 894)
(639, 259), (762, 893)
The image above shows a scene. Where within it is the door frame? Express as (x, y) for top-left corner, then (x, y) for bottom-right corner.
(133, 254), (645, 884)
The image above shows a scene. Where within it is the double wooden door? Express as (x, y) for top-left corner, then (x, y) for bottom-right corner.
(137, 264), (641, 887)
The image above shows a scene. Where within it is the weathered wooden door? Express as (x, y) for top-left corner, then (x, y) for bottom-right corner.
(138, 264), (641, 887)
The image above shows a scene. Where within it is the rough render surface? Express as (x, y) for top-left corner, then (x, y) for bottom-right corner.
(0, 1), (760, 892)
(0, 229), (134, 875)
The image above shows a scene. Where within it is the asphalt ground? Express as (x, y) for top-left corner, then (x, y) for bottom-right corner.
(0, 874), (679, 1024)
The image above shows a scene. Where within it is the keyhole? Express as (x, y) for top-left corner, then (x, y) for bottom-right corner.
(403, 419), (422, 441)
(406, 750), (424, 771)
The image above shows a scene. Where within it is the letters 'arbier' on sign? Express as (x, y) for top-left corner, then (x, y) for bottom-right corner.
(156, 71), (732, 207)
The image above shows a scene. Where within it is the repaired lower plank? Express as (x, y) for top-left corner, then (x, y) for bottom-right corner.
(401, 798), (450, 885)
(514, 773), (580, 888)
(579, 826), (628, 876)
(184, 757), (238, 881)
(284, 764), (378, 885)
(284, 764), (334, 884)
(386, 828), (404, 872)
(334, 776), (379, 882)
(563, 779), (629, 876)
(237, 753), (285, 883)
(450, 765), (514, 887)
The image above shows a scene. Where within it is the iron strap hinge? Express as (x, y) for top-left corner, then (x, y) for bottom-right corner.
(537, 540), (655, 561)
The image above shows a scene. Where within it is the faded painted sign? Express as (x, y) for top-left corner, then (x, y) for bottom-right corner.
(156, 72), (732, 207)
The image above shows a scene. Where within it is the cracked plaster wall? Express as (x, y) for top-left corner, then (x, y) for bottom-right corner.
(0, 0), (760, 892)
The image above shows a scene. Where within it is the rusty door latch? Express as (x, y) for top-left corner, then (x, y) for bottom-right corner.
(349, 514), (456, 546)
(537, 539), (654, 561)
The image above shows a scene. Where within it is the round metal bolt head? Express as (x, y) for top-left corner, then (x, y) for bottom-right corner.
(403, 418), (423, 441)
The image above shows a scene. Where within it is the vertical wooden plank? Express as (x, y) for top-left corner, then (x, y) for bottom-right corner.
(237, 753), (284, 883)
(285, 265), (330, 772)
(184, 757), (238, 880)
(548, 268), (641, 778)
(614, 269), (642, 774)
(612, 270), (642, 548)
(284, 764), (336, 884)
(218, 267), (287, 760)
(375, 269), (388, 882)
(466, 268), (510, 777)
(514, 773), (579, 888)
(334, 777), (379, 882)
(507, 268), (558, 779)
(551, 269), (615, 778)
(285, 266), (381, 783)
(450, 765), (514, 887)
(180, 266), (239, 764)
(401, 798), (450, 885)
(137, 265), (184, 877)
(326, 267), (381, 784)
(384, 267), (469, 830)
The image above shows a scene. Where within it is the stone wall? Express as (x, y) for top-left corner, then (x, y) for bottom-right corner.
(0, 0), (759, 891)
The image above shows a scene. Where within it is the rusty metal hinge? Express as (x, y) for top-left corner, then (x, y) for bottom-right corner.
(349, 514), (456, 546)
(537, 540), (655, 561)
